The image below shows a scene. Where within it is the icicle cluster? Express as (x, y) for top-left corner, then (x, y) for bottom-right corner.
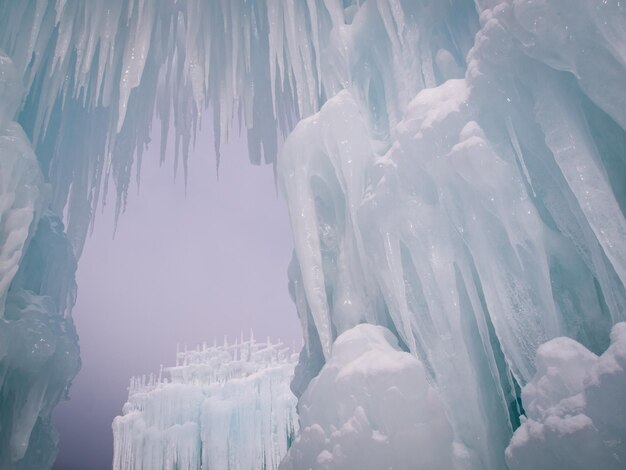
(112, 335), (298, 470)
(0, 0), (348, 256)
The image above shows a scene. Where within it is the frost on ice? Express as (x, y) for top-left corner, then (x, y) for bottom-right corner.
(0, 0), (626, 468)
(112, 337), (298, 470)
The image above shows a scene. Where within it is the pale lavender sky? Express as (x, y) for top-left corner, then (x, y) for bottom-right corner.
(52, 127), (301, 469)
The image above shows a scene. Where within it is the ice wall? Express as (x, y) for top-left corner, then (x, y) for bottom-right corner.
(0, 0), (339, 255)
(0, 1), (330, 465)
(112, 337), (298, 470)
(0, 0), (625, 468)
(0, 51), (80, 469)
(278, 1), (626, 468)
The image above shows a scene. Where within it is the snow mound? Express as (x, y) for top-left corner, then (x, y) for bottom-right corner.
(280, 324), (469, 470)
(506, 322), (626, 469)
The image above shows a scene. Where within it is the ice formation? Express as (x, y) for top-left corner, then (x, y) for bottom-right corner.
(112, 336), (298, 470)
(0, 50), (80, 470)
(505, 322), (626, 469)
(0, 0), (625, 468)
(278, 1), (626, 467)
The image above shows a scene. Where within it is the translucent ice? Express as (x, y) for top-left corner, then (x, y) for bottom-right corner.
(112, 337), (298, 470)
(0, 0), (341, 253)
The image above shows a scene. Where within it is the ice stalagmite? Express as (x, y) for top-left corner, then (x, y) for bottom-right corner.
(112, 337), (298, 470)
(0, 0), (625, 468)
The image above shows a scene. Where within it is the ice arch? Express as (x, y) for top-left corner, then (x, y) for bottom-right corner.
(1, 0), (625, 468)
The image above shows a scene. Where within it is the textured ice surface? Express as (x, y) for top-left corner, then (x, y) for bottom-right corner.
(0, 0), (625, 468)
(112, 337), (298, 470)
(0, 52), (45, 317)
(506, 322), (626, 469)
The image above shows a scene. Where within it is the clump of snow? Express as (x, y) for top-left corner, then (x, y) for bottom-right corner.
(506, 322), (626, 469)
(280, 324), (468, 470)
(0, 51), (22, 129)
(0, 50), (79, 470)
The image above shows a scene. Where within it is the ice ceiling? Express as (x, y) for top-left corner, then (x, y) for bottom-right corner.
(1, 0), (625, 469)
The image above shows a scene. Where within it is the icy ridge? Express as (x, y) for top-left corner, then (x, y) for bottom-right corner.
(112, 336), (298, 470)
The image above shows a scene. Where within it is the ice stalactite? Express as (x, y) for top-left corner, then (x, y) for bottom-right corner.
(112, 337), (298, 470)
(0, 0), (342, 254)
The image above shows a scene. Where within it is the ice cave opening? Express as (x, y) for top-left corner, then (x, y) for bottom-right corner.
(49, 119), (301, 470)
(1, 1), (626, 469)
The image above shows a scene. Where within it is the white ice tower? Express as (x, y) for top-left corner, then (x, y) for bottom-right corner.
(0, 0), (625, 469)
(112, 336), (298, 470)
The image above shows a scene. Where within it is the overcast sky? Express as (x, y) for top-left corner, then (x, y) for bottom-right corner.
(52, 127), (301, 470)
